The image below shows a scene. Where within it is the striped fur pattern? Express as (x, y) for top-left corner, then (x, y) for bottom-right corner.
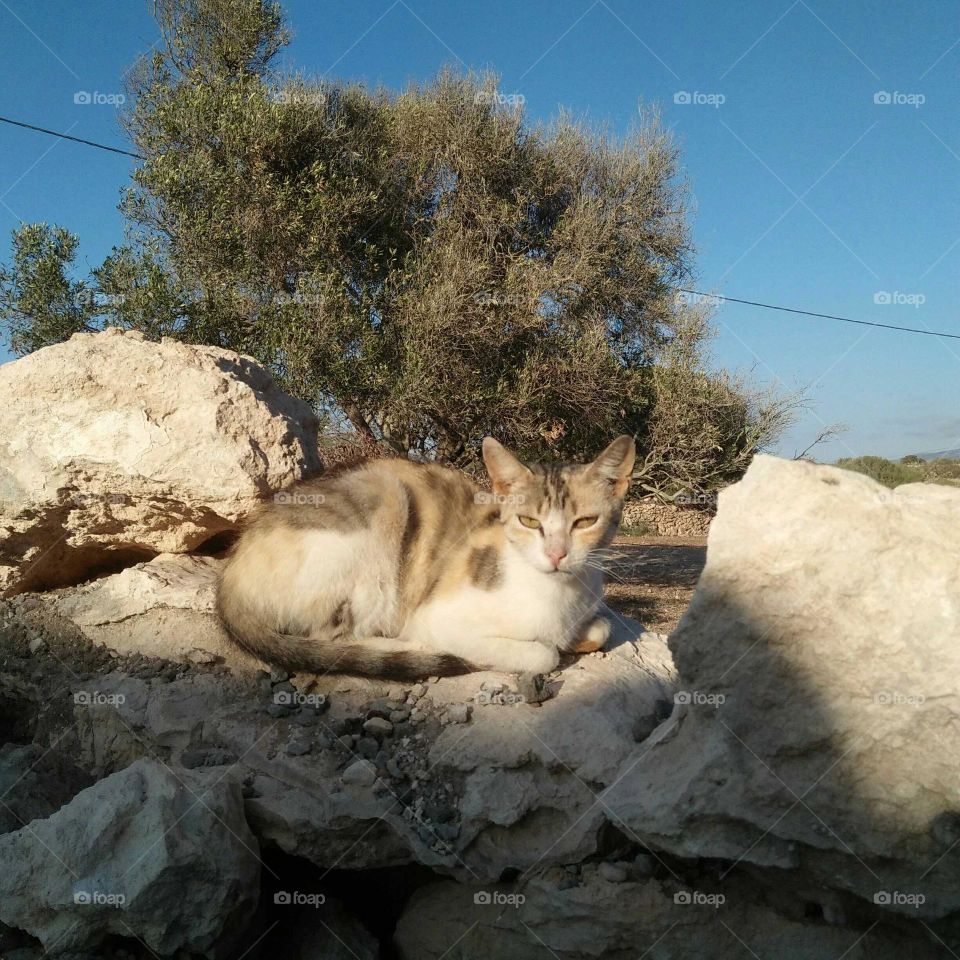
(216, 436), (635, 679)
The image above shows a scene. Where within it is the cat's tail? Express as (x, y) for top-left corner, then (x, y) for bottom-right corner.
(216, 587), (475, 680)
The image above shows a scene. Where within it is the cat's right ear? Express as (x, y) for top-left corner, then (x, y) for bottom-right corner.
(482, 437), (532, 494)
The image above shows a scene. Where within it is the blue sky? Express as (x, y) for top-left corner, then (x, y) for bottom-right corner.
(0, 0), (957, 459)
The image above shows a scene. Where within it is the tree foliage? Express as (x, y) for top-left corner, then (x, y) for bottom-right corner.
(0, 0), (798, 492)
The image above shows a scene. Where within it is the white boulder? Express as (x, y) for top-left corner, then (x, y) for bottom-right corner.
(0, 328), (320, 595)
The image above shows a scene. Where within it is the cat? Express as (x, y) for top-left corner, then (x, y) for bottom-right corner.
(216, 435), (635, 679)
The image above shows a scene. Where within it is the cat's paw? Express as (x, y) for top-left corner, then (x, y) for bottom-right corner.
(568, 616), (611, 654)
(518, 642), (560, 675)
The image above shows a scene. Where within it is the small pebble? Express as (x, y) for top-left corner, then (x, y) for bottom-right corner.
(357, 736), (379, 759)
(386, 758), (404, 779)
(293, 709), (319, 726)
(363, 717), (394, 737)
(27, 636), (46, 655)
(342, 759), (377, 786)
(284, 740), (311, 757)
(266, 702), (293, 718)
(181, 748), (237, 769)
(186, 648), (217, 665)
(598, 862), (628, 883)
(444, 703), (472, 724)
(270, 668), (289, 683)
(389, 708), (410, 723)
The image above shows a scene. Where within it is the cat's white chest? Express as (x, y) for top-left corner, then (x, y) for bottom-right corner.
(414, 549), (601, 647)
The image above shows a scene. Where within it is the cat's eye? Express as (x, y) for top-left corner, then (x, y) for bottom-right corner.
(518, 515), (541, 529)
(573, 516), (598, 529)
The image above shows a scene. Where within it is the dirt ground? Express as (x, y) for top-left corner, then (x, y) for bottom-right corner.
(604, 534), (708, 635)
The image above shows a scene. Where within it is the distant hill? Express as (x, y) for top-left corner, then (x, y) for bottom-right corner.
(916, 449), (960, 461)
(836, 454), (960, 488)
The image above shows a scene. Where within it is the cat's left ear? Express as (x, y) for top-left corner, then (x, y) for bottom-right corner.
(587, 435), (636, 498)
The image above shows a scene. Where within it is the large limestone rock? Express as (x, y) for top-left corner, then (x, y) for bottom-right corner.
(604, 456), (960, 936)
(51, 553), (263, 671)
(0, 757), (260, 957)
(0, 328), (320, 595)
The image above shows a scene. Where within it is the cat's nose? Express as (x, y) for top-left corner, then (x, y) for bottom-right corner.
(546, 547), (568, 569)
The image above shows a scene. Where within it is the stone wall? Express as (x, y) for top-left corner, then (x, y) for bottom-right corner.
(621, 496), (714, 538)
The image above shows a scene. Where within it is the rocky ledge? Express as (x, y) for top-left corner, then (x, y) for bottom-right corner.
(0, 331), (956, 959)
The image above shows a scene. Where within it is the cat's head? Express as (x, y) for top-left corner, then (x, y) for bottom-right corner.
(481, 435), (635, 575)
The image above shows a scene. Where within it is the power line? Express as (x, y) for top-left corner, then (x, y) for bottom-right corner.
(1, 113), (958, 342)
(678, 289), (960, 342)
(0, 115), (144, 160)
